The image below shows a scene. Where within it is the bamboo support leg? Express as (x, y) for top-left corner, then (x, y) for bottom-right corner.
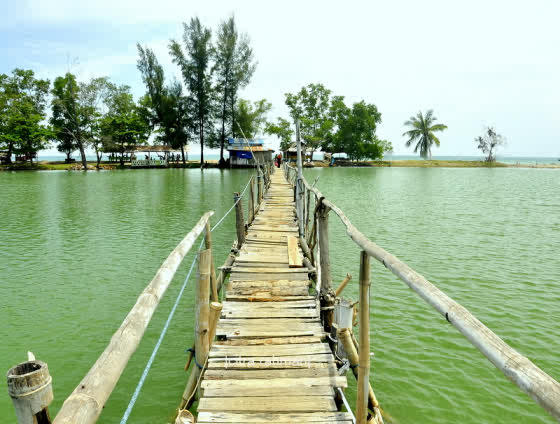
(205, 222), (218, 302)
(248, 177), (255, 225)
(180, 248), (211, 409)
(335, 273), (352, 297)
(234, 192), (245, 248)
(357, 251), (370, 424)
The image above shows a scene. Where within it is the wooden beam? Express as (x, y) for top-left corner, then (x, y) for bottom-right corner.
(287, 236), (303, 268)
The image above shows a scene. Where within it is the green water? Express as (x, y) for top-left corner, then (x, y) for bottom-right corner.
(1, 167), (559, 423)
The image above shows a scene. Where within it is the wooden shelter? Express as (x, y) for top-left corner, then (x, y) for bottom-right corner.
(227, 138), (274, 168)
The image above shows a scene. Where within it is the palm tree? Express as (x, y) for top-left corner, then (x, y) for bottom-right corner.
(403, 110), (448, 160)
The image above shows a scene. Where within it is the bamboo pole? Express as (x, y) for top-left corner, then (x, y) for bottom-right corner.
(7, 360), (53, 424)
(205, 222), (218, 303)
(52, 212), (213, 424)
(291, 165), (560, 421)
(357, 251), (370, 424)
(248, 176), (255, 225)
(257, 174), (263, 205)
(180, 248), (212, 409)
(233, 192), (245, 248)
(338, 328), (381, 423)
(208, 302), (223, 345)
(335, 273), (352, 297)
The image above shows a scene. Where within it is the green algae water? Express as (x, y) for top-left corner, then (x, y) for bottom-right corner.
(1, 167), (559, 423)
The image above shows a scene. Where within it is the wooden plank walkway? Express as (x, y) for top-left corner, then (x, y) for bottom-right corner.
(197, 168), (352, 423)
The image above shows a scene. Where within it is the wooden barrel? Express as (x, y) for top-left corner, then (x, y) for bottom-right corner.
(7, 360), (53, 424)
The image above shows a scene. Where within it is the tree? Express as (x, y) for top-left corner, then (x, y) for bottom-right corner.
(323, 97), (391, 161)
(79, 77), (113, 168)
(51, 73), (90, 169)
(214, 16), (256, 165)
(475, 126), (505, 162)
(101, 85), (150, 165)
(137, 45), (192, 164)
(265, 117), (293, 152)
(234, 98), (271, 139)
(402, 110), (447, 160)
(0, 69), (50, 164)
(285, 83), (333, 160)
(170, 18), (215, 166)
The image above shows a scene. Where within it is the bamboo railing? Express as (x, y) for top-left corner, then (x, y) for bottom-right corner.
(283, 162), (560, 423)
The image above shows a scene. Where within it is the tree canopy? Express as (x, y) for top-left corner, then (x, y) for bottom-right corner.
(170, 17), (215, 165)
(234, 99), (271, 139)
(403, 110), (447, 160)
(475, 126), (505, 162)
(0, 69), (50, 163)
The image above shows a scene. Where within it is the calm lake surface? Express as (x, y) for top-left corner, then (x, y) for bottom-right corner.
(1, 167), (559, 423)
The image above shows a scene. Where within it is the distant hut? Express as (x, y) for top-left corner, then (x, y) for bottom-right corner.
(131, 145), (188, 167)
(282, 141), (312, 162)
(227, 138), (274, 168)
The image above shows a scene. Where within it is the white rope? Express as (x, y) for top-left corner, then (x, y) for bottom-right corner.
(338, 387), (357, 424)
(120, 174), (253, 423)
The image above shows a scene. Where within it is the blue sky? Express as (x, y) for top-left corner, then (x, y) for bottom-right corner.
(1, 0), (559, 156)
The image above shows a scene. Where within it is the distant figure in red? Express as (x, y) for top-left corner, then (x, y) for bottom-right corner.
(276, 153), (282, 168)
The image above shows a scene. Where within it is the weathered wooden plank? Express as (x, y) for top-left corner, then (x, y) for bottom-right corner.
(222, 300), (316, 310)
(214, 336), (323, 346)
(198, 396), (337, 413)
(201, 376), (347, 390)
(225, 294), (315, 302)
(209, 343), (331, 357)
(197, 411), (353, 423)
(201, 384), (334, 398)
(215, 323), (325, 339)
(229, 272), (309, 282)
(226, 285), (309, 297)
(287, 236), (303, 268)
(222, 308), (318, 319)
(231, 267), (309, 274)
(203, 366), (339, 380)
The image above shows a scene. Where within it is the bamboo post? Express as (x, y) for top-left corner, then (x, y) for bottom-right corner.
(257, 174), (263, 205)
(248, 176), (255, 225)
(318, 200), (334, 331)
(234, 192), (245, 248)
(180, 248), (212, 409)
(357, 251), (371, 424)
(305, 187), (311, 236)
(335, 273), (352, 297)
(205, 222), (218, 302)
(208, 302), (223, 345)
(338, 328), (381, 422)
(195, 248), (211, 371)
(7, 360), (53, 424)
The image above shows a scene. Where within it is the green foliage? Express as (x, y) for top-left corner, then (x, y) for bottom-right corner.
(169, 17), (215, 163)
(0, 69), (50, 163)
(214, 16), (256, 163)
(137, 45), (192, 161)
(403, 110), (448, 160)
(234, 99), (271, 139)
(475, 126), (505, 162)
(284, 83), (333, 159)
(265, 118), (294, 152)
(324, 98), (390, 161)
(100, 85), (150, 164)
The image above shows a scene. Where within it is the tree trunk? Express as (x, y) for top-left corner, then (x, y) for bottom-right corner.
(200, 118), (204, 168)
(95, 147), (102, 169)
(120, 150), (124, 166)
(310, 150), (314, 161)
(220, 94), (227, 167)
(78, 141), (88, 171)
(66, 151), (71, 161)
(181, 145), (186, 165)
(6, 141), (13, 164)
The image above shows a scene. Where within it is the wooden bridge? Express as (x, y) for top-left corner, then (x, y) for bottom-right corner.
(6, 157), (560, 424)
(195, 168), (353, 423)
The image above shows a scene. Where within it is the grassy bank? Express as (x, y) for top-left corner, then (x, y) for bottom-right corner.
(309, 159), (559, 168)
(0, 160), (221, 171)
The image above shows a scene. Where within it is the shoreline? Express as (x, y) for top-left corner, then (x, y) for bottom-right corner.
(1, 159), (559, 171)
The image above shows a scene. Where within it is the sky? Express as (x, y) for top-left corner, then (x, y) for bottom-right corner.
(1, 0), (559, 157)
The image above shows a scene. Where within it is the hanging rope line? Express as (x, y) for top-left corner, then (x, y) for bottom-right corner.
(120, 174), (254, 423)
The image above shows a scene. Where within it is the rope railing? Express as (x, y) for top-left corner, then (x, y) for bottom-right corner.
(283, 162), (560, 423)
